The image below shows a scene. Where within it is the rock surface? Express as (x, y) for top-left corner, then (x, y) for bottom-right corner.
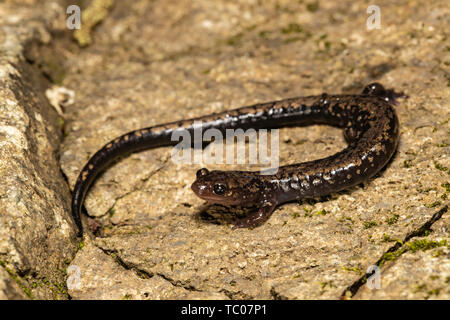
(0, 1), (78, 299)
(355, 211), (449, 299)
(68, 241), (228, 299)
(59, 0), (448, 300)
(0, 0), (448, 299)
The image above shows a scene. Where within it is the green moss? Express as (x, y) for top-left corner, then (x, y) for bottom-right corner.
(51, 281), (69, 300)
(425, 288), (441, 299)
(432, 249), (444, 257)
(127, 228), (142, 235)
(342, 266), (363, 274)
(303, 207), (313, 217)
(281, 23), (303, 34)
(414, 282), (444, 299)
(305, 198), (318, 205)
(74, 0), (115, 47)
(0, 260), (33, 299)
(382, 233), (403, 245)
(122, 294), (133, 300)
(315, 209), (328, 216)
(45, 58), (66, 85)
(386, 214), (400, 225)
(306, 1), (320, 12)
(403, 159), (413, 168)
(280, 23), (312, 44)
(313, 34), (333, 54)
(57, 267), (68, 277)
(424, 201), (441, 208)
(406, 239), (447, 253)
(57, 117), (65, 128)
(363, 221), (377, 229)
(379, 238), (447, 267)
(107, 207), (116, 216)
(226, 32), (243, 46)
(259, 30), (270, 39)
(413, 283), (427, 293)
(441, 182), (450, 193)
(434, 161), (449, 173)
(291, 212), (300, 219)
(337, 215), (354, 223)
(379, 249), (406, 267)
(283, 36), (304, 44)
(318, 280), (335, 295)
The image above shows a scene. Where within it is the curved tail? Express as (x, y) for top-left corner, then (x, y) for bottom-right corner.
(71, 125), (177, 237)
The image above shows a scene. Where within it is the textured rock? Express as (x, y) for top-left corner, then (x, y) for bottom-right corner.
(0, 268), (27, 300)
(0, 0), (78, 299)
(355, 210), (449, 299)
(2, 0), (447, 300)
(68, 241), (228, 299)
(59, 0), (448, 299)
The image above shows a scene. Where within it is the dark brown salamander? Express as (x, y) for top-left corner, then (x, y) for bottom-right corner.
(71, 83), (405, 236)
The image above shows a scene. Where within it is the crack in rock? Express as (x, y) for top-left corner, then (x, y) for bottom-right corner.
(100, 160), (169, 218)
(341, 205), (448, 298)
(97, 246), (203, 293)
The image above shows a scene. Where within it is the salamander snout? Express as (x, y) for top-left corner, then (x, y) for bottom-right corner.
(191, 168), (232, 203)
(191, 168), (260, 206)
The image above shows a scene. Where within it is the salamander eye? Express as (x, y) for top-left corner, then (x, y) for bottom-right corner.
(196, 168), (209, 178)
(213, 183), (227, 196)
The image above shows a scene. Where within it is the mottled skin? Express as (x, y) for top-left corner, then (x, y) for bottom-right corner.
(71, 83), (405, 236)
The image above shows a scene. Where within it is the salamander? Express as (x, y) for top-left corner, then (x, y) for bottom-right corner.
(71, 83), (405, 236)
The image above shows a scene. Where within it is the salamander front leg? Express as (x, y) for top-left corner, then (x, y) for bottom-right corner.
(232, 199), (278, 230)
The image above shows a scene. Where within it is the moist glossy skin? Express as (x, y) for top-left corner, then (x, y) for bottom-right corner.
(71, 83), (405, 236)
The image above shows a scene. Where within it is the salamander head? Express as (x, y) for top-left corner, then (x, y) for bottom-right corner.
(362, 82), (408, 105)
(191, 168), (263, 206)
